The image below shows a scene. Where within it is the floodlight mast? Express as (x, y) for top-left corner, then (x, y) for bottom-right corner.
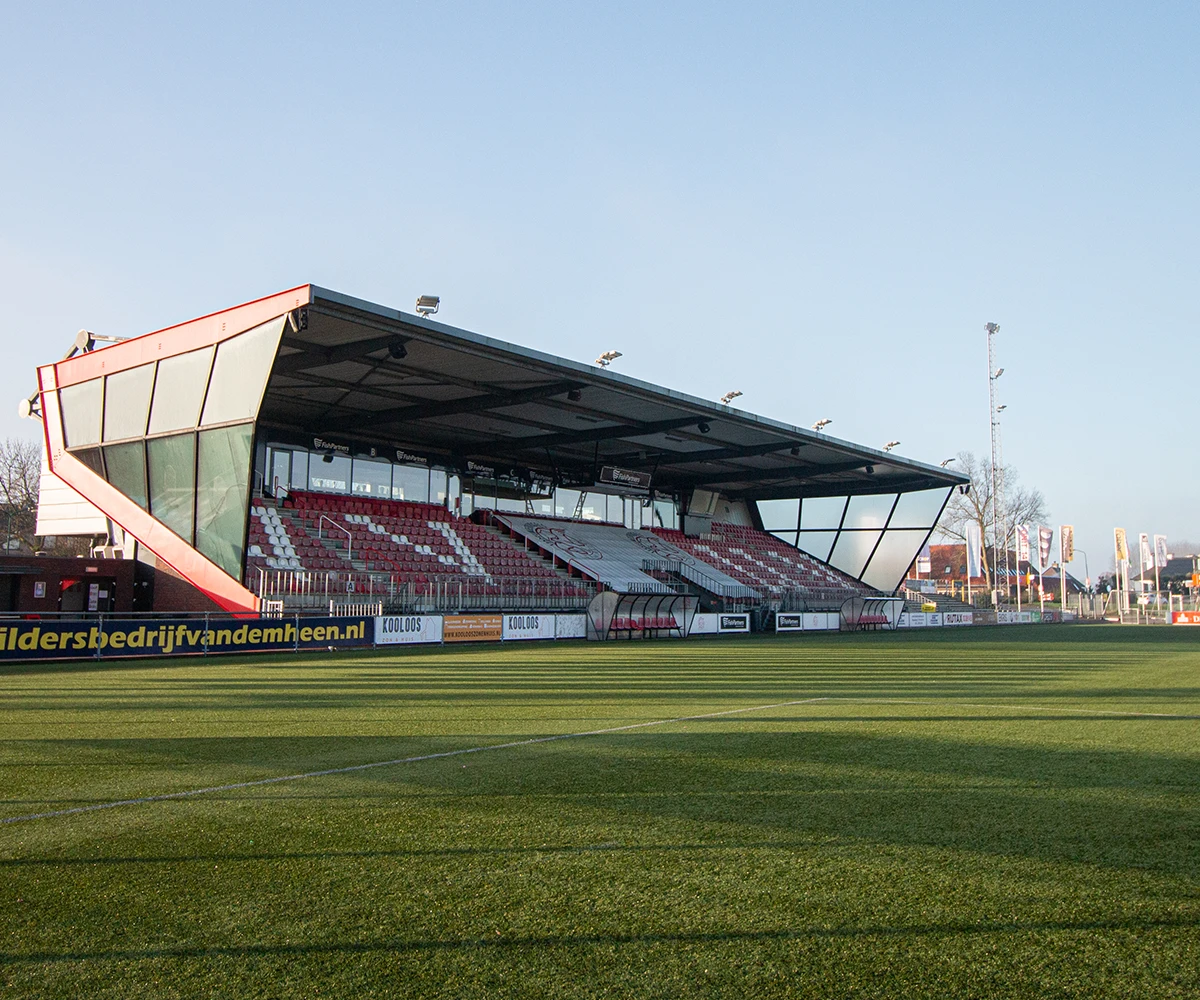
(986, 322), (1004, 608)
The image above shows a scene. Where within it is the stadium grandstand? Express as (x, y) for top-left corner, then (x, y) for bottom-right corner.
(28, 284), (967, 618)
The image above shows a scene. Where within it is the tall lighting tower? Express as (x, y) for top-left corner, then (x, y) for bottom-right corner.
(986, 322), (1003, 608)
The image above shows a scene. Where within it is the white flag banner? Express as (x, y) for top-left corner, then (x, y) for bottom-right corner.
(1037, 526), (1053, 572)
(1060, 524), (1074, 564)
(1139, 533), (1153, 573)
(1016, 524), (1030, 563)
(966, 522), (983, 579)
(1154, 535), (1169, 570)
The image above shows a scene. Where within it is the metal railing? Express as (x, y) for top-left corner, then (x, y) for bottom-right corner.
(639, 559), (759, 601)
(253, 567), (596, 613)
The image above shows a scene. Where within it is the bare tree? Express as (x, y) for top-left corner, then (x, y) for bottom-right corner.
(0, 437), (42, 551)
(936, 451), (1048, 587)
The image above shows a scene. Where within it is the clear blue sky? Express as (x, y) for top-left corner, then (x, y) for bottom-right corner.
(2, 2), (1196, 573)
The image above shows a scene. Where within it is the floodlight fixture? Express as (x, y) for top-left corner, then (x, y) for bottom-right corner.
(883, 440), (900, 452)
(595, 350), (622, 367)
(72, 329), (127, 353)
(719, 390), (743, 405)
(864, 464), (875, 475)
(16, 394), (39, 419)
(940, 457), (957, 467)
(697, 421), (711, 434)
(985, 322), (1000, 335)
(387, 337), (408, 360)
(811, 418), (832, 432)
(415, 295), (440, 317)
(992, 367), (1004, 379)
(567, 388), (582, 401)
(996, 404), (1007, 412)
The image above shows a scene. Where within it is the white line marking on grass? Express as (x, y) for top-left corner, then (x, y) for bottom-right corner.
(1, 697), (831, 826)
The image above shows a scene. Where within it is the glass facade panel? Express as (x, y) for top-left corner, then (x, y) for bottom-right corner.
(352, 458), (392, 497)
(291, 450), (309, 493)
(652, 499), (677, 530)
(195, 425), (253, 577)
(827, 529), (882, 578)
(757, 498), (799, 531)
(73, 447), (105, 477)
(430, 470), (447, 505)
(103, 442), (148, 510)
(147, 433), (196, 542)
(555, 489), (580, 518)
(800, 496), (847, 529)
(269, 449), (290, 496)
(889, 487), (951, 529)
(861, 530), (929, 593)
(393, 464), (430, 502)
(578, 494), (605, 521)
(309, 453), (350, 492)
(770, 530), (799, 548)
(843, 494), (897, 530)
(103, 365), (155, 441)
(795, 531), (838, 562)
(200, 317), (285, 426)
(60, 378), (103, 447)
(148, 347), (214, 434)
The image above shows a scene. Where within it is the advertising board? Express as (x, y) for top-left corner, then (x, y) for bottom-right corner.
(376, 615), (443, 645)
(689, 613), (751, 635)
(443, 614), (503, 642)
(0, 616), (372, 662)
(942, 611), (974, 626)
(555, 615), (587, 639)
(1172, 611), (1200, 625)
(775, 612), (837, 632)
(502, 614), (557, 641)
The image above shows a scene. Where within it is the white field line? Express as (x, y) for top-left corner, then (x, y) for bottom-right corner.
(2, 697), (831, 826)
(6, 695), (1194, 827)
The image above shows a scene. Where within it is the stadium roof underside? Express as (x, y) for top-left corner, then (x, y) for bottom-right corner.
(263, 287), (966, 501)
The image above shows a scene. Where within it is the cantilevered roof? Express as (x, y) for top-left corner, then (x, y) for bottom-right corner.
(256, 286), (967, 499)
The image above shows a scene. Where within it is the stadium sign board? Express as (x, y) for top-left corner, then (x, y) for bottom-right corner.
(1172, 611), (1200, 625)
(598, 466), (652, 494)
(502, 614), (557, 640)
(443, 614), (503, 642)
(376, 615), (443, 645)
(0, 616), (372, 661)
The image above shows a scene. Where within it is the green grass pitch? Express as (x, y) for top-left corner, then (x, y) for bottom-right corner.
(2, 626), (1197, 998)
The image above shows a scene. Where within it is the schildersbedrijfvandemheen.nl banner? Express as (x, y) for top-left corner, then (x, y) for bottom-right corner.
(0, 617), (373, 661)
